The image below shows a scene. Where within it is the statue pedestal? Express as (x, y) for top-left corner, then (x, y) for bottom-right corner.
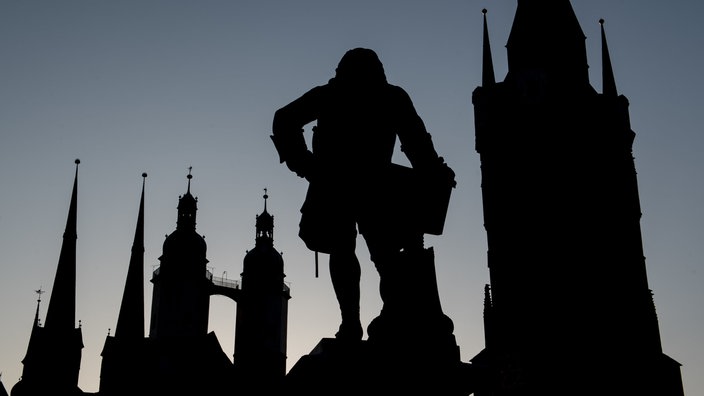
(286, 248), (477, 395)
(286, 337), (474, 396)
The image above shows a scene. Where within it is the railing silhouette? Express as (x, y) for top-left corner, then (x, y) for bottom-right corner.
(152, 266), (289, 292)
(210, 273), (240, 290)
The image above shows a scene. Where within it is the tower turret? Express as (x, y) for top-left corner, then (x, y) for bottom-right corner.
(505, 0), (591, 95)
(177, 167), (197, 231)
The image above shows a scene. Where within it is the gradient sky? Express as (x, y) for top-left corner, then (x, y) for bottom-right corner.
(1, 1), (702, 394)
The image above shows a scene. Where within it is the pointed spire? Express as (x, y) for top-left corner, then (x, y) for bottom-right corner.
(255, 188), (274, 245)
(483, 284), (492, 311)
(44, 159), (80, 331)
(482, 9), (496, 86)
(600, 18), (618, 97)
(115, 173), (147, 340)
(187, 166), (193, 194)
(33, 288), (45, 327)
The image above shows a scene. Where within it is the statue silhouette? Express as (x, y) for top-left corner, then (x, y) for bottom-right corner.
(272, 47), (455, 342)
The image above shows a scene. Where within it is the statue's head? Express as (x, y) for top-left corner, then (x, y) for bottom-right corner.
(334, 48), (387, 86)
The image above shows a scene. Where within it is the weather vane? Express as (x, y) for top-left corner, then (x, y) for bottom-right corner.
(34, 287), (45, 302)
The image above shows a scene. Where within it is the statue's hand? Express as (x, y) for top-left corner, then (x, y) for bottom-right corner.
(286, 150), (315, 180)
(439, 158), (457, 188)
(419, 157), (456, 189)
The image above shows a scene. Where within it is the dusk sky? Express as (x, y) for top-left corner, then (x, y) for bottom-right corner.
(1, 1), (702, 394)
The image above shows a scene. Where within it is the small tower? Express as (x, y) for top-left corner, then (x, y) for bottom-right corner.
(12, 160), (84, 396)
(146, 169), (232, 395)
(233, 190), (290, 392)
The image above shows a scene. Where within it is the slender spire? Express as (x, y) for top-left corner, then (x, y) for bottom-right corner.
(600, 18), (618, 97)
(187, 166), (192, 194)
(483, 284), (492, 312)
(482, 9), (496, 86)
(43, 159), (80, 331)
(115, 173), (147, 340)
(33, 288), (45, 327)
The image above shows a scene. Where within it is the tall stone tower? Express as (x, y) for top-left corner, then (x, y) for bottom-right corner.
(11, 160), (84, 396)
(146, 169), (232, 395)
(471, 2), (684, 395)
(149, 168), (210, 339)
(233, 190), (290, 393)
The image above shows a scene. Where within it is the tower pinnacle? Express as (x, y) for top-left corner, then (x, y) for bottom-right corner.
(177, 167), (197, 231)
(505, 0), (589, 91)
(600, 18), (618, 96)
(482, 8), (496, 87)
(256, 189), (274, 244)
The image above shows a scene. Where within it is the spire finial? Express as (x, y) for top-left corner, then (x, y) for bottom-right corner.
(187, 166), (193, 193)
(35, 287), (45, 302)
(482, 8), (496, 86)
(600, 18), (618, 96)
(33, 287), (45, 326)
(255, 189), (274, 243)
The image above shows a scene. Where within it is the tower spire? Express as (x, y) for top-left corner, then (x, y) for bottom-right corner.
(600, 18), (618, 96)
(33, 288), (45, 327)
(177, 167), (197, 231)
(115, 173), (147, 340)
(255, 188), (274, 245)
(482, 8), (496, 86)
(43, 159), (80, 331)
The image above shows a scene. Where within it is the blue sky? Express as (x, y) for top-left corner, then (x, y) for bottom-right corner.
(0, 1), (702, 394)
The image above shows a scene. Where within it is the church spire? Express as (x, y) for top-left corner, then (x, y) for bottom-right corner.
(114, 173), (147, 340)
(43, 159), (80, 331)
(481, 9), (496, 87)
(600, 18), (618, 97)
(33, 288), (45, 327)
